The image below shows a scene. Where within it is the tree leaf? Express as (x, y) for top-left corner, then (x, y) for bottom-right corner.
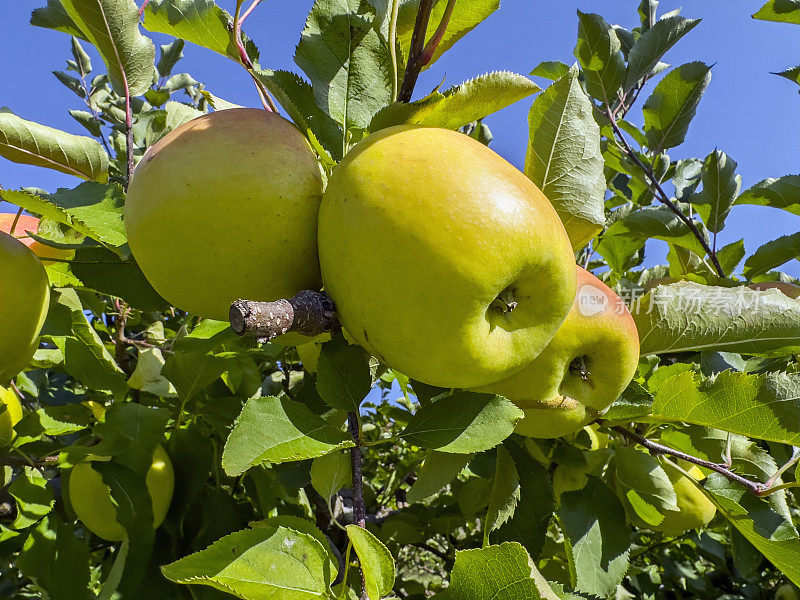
(624, 16), (701, 90)
(370, 71), (539, 132)
(222, 396), (354, 476)
(161, 525), (336, 599)
(716, 238), (746, 275)
(642, 62), (711, 153)
(346, 525), (395, 599)
(295, 0), (394, 131)
(574, 12), (625, 106)
(651, 370), (800, 446)
(753, 0), (800, 25)
(736, 175), (800, 216)
(406, 451), (471, 503)
(0, 111), (108, 181)
(525, 65), (605, 249)
(162, 351), (230, 401)
(60, 0), (156, 97)
(310, 450), (351, 511)
(690, 149), (741, 233)
(530, 60), (570, 81)
(31, 1), (88, 39)
(744, 232), (800, 279)
(614, 447), (678, 526)
(8, 468), (55, 529)
(397, 0), (499, 70)
(604, 381), (655, 421)
(558, 477), (631, 598)
(316, 336), (372, 412)
(400, 392), (523, 454)
(484, 446), (519, 544)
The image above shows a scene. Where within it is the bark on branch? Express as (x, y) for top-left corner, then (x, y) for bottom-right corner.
(229, 290), (338, 342)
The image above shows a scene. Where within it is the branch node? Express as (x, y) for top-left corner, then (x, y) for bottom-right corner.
(229, 290), (338, 341)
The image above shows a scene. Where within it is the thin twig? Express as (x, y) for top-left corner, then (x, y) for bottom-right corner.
(418, 0), (456, 66)
(411, 542), (449, 561)
(347, 411), (368, 600)
(388, 0), (401, 102)
(610, 426), (783, 497)
(603, 108), (725, 277)
(9, 207), (23, 236)
(123, 76), (134, 187)
(9, 381), (35, 412)
(138, 0), (152, 19)
(231, 1), (278, 113)
(239, 0), (262, 24)
(0, 456), (59, 468)
(398, 0), (435, 102)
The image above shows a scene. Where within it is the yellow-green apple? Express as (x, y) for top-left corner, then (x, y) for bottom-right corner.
(475, 266), (639, 437)
(619, 459), (716, 536)
(68, 445), (174, 541)
(0, 213), (74, 262)
(0, 231), (50, 383)
(318, 125), (576, 388)
(749, 281), (800, 299)
(124, 108), (324, 320)
(0, 385), (23, 446)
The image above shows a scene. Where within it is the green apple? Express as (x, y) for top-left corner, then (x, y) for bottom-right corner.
(125, 108), (324, 320)
(776, 583), (800, 600)
(0, 385), (23, 446)
(69, 445), (174, 541)
(318, 125), (576, 388)
(552, 463), (589, 504)
(476, 266), (639, 437)
(0, 231), (50, 383)
(749, 281), (800, 300)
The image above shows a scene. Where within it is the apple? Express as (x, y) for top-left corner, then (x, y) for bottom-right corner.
(125, 108), (324, 320)
(0, 213), (74, 262)
(552, 463), (589, 505)
(620, 459), (716, 536)
(776, 584), (800, 600)
(475, 266), (639, 438)
(749, 281), (800, 300)
(0, 231), (50, 383)
(0, 385), (23, 446)
(68, 445), (174, 541)
(318, 125), (577, 388)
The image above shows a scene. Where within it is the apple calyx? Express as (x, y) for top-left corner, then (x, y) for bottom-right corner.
(569, 356), (591, 382)
(490, 286), (518, 314)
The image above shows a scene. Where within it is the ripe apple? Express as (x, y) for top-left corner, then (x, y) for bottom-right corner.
(125, 108), (324, 320)
(68, 445), (174, 541)
(475, 266), (639, 437)
(0, 385), (23, 446)
(318, 125), (577, 388)
(776, 584), (800, 600)
(0, 231), (50, 383)
(620, 459), (716, 536)
(749, 281), (800, 300)
(0, 213), (74, 262)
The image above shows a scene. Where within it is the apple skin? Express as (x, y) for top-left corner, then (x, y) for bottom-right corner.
(318, 125), (577, 388)
(0, 231), (50, 384)
(125, 108), (324, 320)
(749, 281), (800, 300)
(0, 385), (23, 446)
(68, 445), (174, 541)
(0, 213), (75, 262)
(475, 267), (639, 438)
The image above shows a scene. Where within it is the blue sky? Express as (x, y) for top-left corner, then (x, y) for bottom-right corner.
(1, 1), (798, 276)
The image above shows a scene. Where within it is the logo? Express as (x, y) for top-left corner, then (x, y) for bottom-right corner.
(577, 284), (608, 317)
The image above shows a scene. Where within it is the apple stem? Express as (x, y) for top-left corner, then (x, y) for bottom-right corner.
(229, 290), (338, 341)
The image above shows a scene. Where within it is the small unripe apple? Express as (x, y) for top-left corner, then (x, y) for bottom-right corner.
(552, 463), (589, 505)
(0, 213), (75, 262)
(749, 281), (800, 300)
(0, 231), (50, 383)
(125, 108), (324, 320)
(0, 385), (23, 446)
(475, 267), (639, 438)
(318, 125), (577, 388)
(68, 445), (174, 541)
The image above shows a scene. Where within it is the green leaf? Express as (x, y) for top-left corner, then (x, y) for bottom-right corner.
(484, 446), (519, 544)
(716, 239), (746, 275)
(310, 450), (351, 510)
(0, 111), (108, 182)
(574, 12), (625, 105)
(753, 0), (800, 25)
(161, 525), (336, 599)
(8, 468), (55, 529)
(642, 62), (711, 153)
(17, 517), (92, 600)
(633, 281), (800, 355)
(530, 60), (570, 81)
(316, 336), (372, 411)
(346, 525), (395, 599)
(651, 370), (800, 445)
(614, 447), (677, 526)
(222, 396), (354, 476)
(558, 477), (631, 597)
(690, 149), (741, 233)
(400, 392), (524, 454)
(162, 351), (230, 401)
(525, 65), (605, 249)
(370, 71), (539, 132)
(406, 451), (471, 503)
(624, 16), (701, 90)
(60, 0), (156, 97)
(89, 403), (170, 474)
(744, 232), (800, 279)
(776, 64), (800, 86)
(31, 1), (87, 39)
(156, 38), (184, 78)
(736, 175), (800, 216)
(603, 381), (654, 421)
(397, 0), (499, 69)
(295, 0), (394, 131)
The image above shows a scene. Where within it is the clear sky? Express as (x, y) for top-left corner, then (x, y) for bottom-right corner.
(1, 1), (798, 276)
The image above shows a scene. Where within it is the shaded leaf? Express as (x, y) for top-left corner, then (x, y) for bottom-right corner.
(624, 16), (701, 90)
(316, 336), (372, 411)
(753, 0), (800, 25)
(144, 0), (242, 60)
(31, 1), (87, 39)
(407, 451), (471, 503)
(574, 12), (625, 105)
(736, 175), (800, 216)
(744, 232), (800, 279)
(346, 525), (395, 599)
(690, 149), (741, 233)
